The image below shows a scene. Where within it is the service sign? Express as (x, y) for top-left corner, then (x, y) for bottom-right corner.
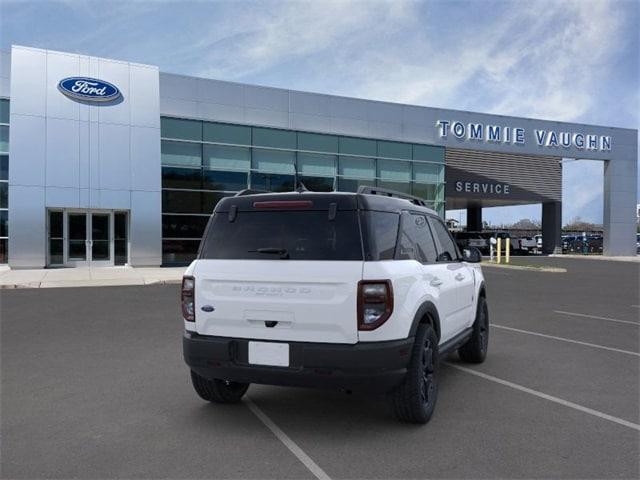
(58, 77), (121, 102)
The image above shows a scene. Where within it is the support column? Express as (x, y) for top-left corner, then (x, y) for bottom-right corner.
(603, 157), (637, 256)
(542, 201), (562, 254)
(467, 206), (482, 232)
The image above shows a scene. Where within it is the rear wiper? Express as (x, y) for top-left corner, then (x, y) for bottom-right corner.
(249, 247), (290, 259)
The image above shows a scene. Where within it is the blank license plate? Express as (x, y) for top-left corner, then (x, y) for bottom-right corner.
(248, 341), (290, 367)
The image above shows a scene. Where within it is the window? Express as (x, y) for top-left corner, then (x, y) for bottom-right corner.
(0, 126), (8, 154)
(0, 99), (9, 124)
(377, 181), (411, 194)
(114, 212), (128, 266)
(378, 141), (411, 160)
(397, 213), (437, 263)
(203, 122), (250, 145)
(203, 145), (250, 171)
(297, 153), (336, 177)
(162, 167), (201, 190)
(0, 155), (7, 180)
(162, 190), (202, 214)
(337, 178), (375, 192)
(298, 176), (334, 192)
(428, 217), (459, 261)
(252, 127), (296, 149)
(378, 159), (411, 182)
(297, 132), (338, 153)
(339, 137), (376, 157)
(413, 163), (443, 184)
(250, 172), (295, 192)
(200, 211), (363, 261)
(338, 156), (375, 179)
(252, 149), (295, 174)
(362, 211), (399, 260)
(0, 210), (7, 237)
(162, 215), (209, 238)
(161, 141), (201, 167)
(202, 170), (247, 191)
(413, 144), (445, 163)
(412, 182), (441, 201)
(161, 117), (201, 141)
(162, 239), (201, 264)
(0, 183), (7, 208)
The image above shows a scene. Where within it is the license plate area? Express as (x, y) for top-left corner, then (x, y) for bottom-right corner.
(248, 341), (290, 367)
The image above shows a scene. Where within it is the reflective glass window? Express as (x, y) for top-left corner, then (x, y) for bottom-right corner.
(252, 149), (295, 174)
(338, 156), (375, 179)
(297, 132), (338, 153)
(202, 192), (233, 214)
(337, 178), (375, 192)
(378, 160), (411, 181)
(203, 145), (250, 171)
(202, 170), (247, 191)
(413, 144), (445, 163)
(0, 99), (8, 124)
(162, 190), (201, 214)
(162, 167), (202, 190)
(114, 212), (128, 266)
(413, 163), (443, 183)
(377, 180), (411, 194)
(0, 238), (6, 263)
(429, 217), (460, 261)
(378, 141), (411, 160)
(0, 210), (7, 237)
(0, 126), (8, 154)
(161, 117), (201, 141)
(298, 176), (334, 192)
(412, 182), (442, 201)
(0, 182), (6, 208)
(162, 239), (201, 265)
(250, 172), (295, 192)
(297, 153), (336, 177)
(162, 215), (209, 238)
(339, 137), (376, 156)
(362, 211), (399, 260)
(203, 122), (250, 145)
(0, 155), (7, 180)
(161, 141), (201, 167)
(252, 127), (296, 149)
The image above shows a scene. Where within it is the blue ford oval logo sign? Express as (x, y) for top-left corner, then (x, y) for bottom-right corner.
(58, 77), (121, 102)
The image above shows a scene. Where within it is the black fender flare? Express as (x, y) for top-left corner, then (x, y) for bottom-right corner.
(408, 301), (442, 341)
(478, 280), (487, 300)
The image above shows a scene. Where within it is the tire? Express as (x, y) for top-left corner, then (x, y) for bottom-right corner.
(190, 370), (249, 404)
(388, 324), (439, 424)
(458, 296), (489, 363)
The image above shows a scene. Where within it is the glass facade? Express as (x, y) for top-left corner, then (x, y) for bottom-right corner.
(0, 99), (8, 264)
(160, 117), (445, 265)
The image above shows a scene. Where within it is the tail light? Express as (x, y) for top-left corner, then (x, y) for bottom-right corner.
(182, 276), (195, 322)
(357, 280), (393, 330)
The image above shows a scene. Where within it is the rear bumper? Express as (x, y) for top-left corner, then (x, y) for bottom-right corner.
(183, 331), (413, 393)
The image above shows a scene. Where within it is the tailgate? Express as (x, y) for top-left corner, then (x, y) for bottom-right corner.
(194, 260), (362, 344)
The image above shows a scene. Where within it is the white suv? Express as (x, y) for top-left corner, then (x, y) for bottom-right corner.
(182, 188), (488, 423)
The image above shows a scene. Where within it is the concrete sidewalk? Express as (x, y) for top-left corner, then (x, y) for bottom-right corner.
(0, 266), (186, 289)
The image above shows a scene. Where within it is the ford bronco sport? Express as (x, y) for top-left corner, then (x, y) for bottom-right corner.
(182, 187), (488, 423)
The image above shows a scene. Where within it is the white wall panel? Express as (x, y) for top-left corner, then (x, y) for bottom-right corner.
(98, 122), (130, 190)
(46, 51), (80, 121)
(97, 60), (130, 125)
(100, 189), (131, 209)
(8, 185), (46, 267)
(46, 117), (80, 188)
(46, 186), (79, 208)
(198, 78), (244, 105)
(130, 65), (160, 128)
(244, 85), (288, 111)
(130, 125), (160, 191)
(9, 114), (46, 186)
(10, 47), (46, 116)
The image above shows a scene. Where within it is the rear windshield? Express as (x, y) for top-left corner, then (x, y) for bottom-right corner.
(200, 210), (363, 260)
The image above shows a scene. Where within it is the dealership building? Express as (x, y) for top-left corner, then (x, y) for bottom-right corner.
(0, 45), (637, 268)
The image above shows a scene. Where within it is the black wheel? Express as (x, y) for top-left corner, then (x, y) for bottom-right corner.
(458, 296), (489, 363)
(388, 324), (439, 424)
(190, 370), (249, 403)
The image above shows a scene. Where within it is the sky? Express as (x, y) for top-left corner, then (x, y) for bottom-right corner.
(1, 0), (638, 226)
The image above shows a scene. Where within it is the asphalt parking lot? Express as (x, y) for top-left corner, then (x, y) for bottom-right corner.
(1, 257), (639, 479)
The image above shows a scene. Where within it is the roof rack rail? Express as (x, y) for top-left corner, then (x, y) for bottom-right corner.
(234, 189), (270, 197)
(356, 186), (428, 207)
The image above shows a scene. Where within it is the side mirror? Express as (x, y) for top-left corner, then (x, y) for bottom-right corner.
(462, 247), (482, 263)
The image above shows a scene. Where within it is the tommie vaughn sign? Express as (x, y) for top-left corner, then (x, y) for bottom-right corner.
(436, 120), (612, 152)
(58, 77), (121, 102)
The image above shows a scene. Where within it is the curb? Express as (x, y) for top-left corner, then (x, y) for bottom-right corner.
(481, 262), (567, 273)
(0, 278), (183, 289)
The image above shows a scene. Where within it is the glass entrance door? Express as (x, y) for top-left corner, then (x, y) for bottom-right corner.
(49, 210), (129, 267)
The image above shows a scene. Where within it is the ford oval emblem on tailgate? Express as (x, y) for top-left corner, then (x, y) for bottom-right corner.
(201, 305), (215, 312)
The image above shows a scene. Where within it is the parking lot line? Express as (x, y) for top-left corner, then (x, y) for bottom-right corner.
(246, 397), (331, 480)
(554, 310), (640, 326)
(446, 363), (640, 432)
(491, 324), (640, 357)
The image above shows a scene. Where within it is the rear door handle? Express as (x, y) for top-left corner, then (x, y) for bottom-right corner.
(430, 278), (443, 287)
(455, 273), (465, 281)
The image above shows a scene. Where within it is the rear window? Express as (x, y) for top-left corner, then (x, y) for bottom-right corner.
(200, 210), (363, 260)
